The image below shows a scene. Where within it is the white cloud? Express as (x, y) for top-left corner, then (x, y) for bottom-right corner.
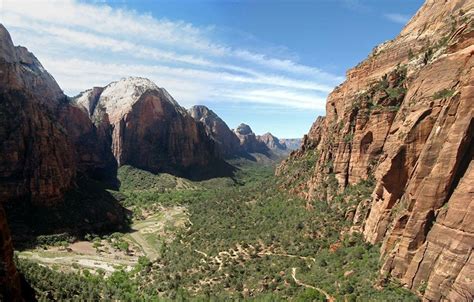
(384, 13), (410, 25)
(1, 0), (343, 110)
(217, 89), (327, 109)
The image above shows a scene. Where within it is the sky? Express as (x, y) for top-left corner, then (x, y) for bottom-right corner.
(0, 0), (423, 138)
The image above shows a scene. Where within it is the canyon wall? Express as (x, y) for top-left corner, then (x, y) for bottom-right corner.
(189, 105), (294, 158)
(75, 78), (227, 179)
(0, 24), (75, 205)
(0, 24), (117, 206)
(277, 0), (473, 300)
(0, 24), (122, 296)
(188, 105), (242, 158)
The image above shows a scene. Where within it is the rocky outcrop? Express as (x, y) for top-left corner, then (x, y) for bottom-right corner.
(188, 105), (241, 158)
(0, 24), (76, 205)
(0, 23), (117, 205)
(0, 26), (63, 108)
(277, 1), (473, 300)
(57, 99), (118, 182)
(233, 123), (270, 154)
(1, 22), (127, 236)
(189, 106), (294, 159)
(257, 133), (286, 151)
(279, 138), (302, 151)
(0, 89), (76, 205)
(76, 78), (225, 178)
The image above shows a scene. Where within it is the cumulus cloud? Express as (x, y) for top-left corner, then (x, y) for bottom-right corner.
(1, 0), (343, 110)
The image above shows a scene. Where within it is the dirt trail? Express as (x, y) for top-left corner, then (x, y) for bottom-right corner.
(127, 206), (187, 261)
(291, 267), (334, 302)
(21, 206), (187, 275)
(194, 249), (208, 258)
(129, 231), (159, 261)
(20, 252), (135, 273)
(259, 252), (316, 262)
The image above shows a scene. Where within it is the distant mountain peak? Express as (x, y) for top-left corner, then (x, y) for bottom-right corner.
(188, 105), (219, 120)
(188, 105), (241, 158)
(257, 132), (286, 151)
(235, 123), (253, 135)
(76, 76), (187, 120)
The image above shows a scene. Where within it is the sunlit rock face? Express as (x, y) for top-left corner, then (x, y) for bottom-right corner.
(277, 1), (474, 300)
(76, 77), (222, 178)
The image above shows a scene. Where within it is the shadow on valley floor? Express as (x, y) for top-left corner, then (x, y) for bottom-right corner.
(6, 175), (132, 250)
(126, 158), (238, 181)
(7, 158), (240, 250)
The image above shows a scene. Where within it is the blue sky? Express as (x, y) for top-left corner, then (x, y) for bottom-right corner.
(1, 0), (423, 138)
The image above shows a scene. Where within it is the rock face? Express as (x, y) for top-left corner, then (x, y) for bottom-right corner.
(0, 24), (117, 205)
(188, 106), (293, 159)
(188, 105), (241, 158)
(279, 138), (302, 151)
(0, 24), (75, 205)
(0, 24), (125, 296)
(233, 123), (270, 154)
(277, 1), (473, 300)
(0, 204), (23, 301)
(76, 78), (223, 178)
(257, 133), (287, 151)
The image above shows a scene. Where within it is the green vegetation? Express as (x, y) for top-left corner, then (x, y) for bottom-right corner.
(17, 163), (418, 301)
(418, 281), (427, 295)
(35, 233), (75, 247)
(16, 254), (155, 301)
(352, 65), (407, 116)
(433, 88), (455, 99)
(118, 165), (196, 192)
(277, 150), (319, 192)
(385, 86), (407, 102)
(422, 47), (434, 65)
(343, 133), (354, 143)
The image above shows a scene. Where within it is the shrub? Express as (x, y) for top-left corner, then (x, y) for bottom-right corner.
(433, 88), (455, 99)
(295, 288), (326, 301)
(343, 133), (354, 143)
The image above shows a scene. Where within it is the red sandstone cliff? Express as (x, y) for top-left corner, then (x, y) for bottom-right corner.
(277, 0), (473, 300)
(0, 24), (76, 205)
(0, 24), (122, 296)
(0, 24), (118, 205)
(188, 105), (241, 158)
(76, 78), (226, 179)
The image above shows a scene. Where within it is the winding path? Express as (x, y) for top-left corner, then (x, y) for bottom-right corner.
(291, 267), (334, 302)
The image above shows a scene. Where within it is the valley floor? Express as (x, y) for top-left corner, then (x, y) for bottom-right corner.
(16, 161), (418, 301)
